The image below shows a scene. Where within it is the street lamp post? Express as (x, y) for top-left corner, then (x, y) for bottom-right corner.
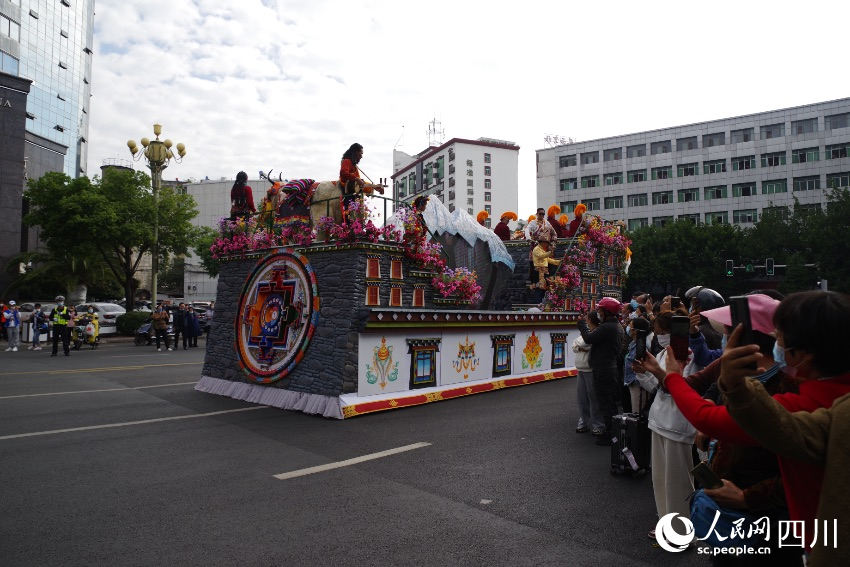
(127, 124), (186, 309)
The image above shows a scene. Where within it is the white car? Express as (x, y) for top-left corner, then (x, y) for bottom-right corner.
(75, 303), (127, 335)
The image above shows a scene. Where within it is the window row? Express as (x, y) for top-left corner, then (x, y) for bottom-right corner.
(556, 148), (849, 190)
(571, 173), (848, 209)
(623, 205), (820, 230)
(557, 115), (850, 167)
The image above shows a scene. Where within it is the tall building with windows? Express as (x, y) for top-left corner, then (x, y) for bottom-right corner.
(0, 0), (94, 293)
(393, 138), (519, 228)
(536, 98), (850, 231)
(13, 0), (95, 177)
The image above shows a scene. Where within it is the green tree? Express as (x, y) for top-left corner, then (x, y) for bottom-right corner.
(24, 168), (199, 308)
(192, 226), (221, 278)
(809, 188), (850, 292)
(626, 220), (747, 298)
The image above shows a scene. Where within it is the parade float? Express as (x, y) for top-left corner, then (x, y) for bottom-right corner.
(195, 184), (630, 418)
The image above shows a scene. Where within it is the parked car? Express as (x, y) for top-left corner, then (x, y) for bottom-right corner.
(118, 299), (152, 312)
(75, 303), (127, 335)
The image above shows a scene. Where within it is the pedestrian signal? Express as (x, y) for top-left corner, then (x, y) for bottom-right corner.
(766, 258), (775, 276)
(725, 260), (734, 277)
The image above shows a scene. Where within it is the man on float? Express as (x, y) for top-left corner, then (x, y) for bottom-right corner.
(564, 203), (587, 237)
(494, 212), (516, 241)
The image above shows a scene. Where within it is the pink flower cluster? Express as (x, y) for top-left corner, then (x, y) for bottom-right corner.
(572, 298), (590, 317)
(431, 267), (482, 303)
(545, 215), (630, 312)
(210, 216), (316, 259)
(316, 200), (402, 246)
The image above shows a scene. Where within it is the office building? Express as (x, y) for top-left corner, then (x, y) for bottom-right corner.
(536, 98), (850, 231)
(0, 0), (95, 293)
(393, 138), (520, 228)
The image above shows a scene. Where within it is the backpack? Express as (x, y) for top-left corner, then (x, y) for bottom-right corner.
(36, 312), (48, 331)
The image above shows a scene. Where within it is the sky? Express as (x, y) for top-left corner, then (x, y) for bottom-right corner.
(87, 0), (850, 216)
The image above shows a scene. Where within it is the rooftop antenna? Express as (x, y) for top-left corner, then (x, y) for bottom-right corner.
(427, 115), (445, 147)
(394, 125), (404, 149)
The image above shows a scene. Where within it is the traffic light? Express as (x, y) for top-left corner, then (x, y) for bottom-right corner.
(725, 259), (734, 277)
(766, 258), (775, 276)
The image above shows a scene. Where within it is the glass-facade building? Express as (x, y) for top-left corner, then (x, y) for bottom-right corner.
(1, 0), (95, 177)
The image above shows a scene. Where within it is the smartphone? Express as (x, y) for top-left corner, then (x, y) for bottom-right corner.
(670, 315), (690, 361)
(691, 461), (723, 489)
(635, 329), (647, 361)
(729, 295), (757, 370)
(729, 296), (754, 346)
(671, 296), (681, 309)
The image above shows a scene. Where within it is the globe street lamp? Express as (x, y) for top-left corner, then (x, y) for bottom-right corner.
(127, 124), (187, 309)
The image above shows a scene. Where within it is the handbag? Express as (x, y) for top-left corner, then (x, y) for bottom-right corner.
(689, 489), (766, 548)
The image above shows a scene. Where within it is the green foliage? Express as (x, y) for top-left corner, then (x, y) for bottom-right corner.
(159, 257), (185, 293)
(116, 311), (150, 336)
(23, 168), (199, 308)
(192, 226), (221, 278)
(627, 220), (746, 297)
(627, 188), (850, 297)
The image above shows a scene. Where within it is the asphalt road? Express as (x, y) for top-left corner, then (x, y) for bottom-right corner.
(0, 339), (708, 567)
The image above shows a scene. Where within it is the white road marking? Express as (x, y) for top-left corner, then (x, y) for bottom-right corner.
(0, 362), (201, 377)
(273, 442), (432, 480)
(0, 382), (197, 400)
(0, 406), (269, 441)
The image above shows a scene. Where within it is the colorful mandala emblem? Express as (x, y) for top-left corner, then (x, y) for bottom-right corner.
(235, 251), (320, 383)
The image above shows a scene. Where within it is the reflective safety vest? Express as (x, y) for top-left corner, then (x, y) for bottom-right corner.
(54, 306), (71, 325)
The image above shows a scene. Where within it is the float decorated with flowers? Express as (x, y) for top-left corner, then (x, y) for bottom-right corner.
(197, 186), (625, 419)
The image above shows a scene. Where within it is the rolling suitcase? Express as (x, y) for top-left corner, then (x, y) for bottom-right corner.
(610, 412), (651, 477)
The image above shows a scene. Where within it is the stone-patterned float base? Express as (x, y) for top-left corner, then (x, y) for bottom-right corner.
(195, 369), (576, 420)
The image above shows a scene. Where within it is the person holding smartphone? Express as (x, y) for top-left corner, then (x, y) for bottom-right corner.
(632, 309), (698, 541)
(624, 317), (653, 415)
(576, 297), (625, 446)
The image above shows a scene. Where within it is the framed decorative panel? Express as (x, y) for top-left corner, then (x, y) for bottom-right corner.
(551, 333), (568, 369)
(407, 338), (441, 389)
(490, 334), (515, 377)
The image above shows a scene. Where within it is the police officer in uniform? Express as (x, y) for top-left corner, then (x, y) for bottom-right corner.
(49, 295), (72, 356)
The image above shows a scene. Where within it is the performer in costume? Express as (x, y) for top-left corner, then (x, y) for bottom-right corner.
(564, 203), (587, 238)
(547, 205), (565, 238)
(531, 235), (561, 304)
(525, 207), (557, 288)
(476, 210), (489, 227)
(494, 212), (516, 241)
(230, 171), (256, 221)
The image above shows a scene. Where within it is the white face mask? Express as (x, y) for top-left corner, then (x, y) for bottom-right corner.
(657, 334), (671, 348)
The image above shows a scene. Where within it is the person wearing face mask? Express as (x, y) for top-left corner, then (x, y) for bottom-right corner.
(624, 316), (653, 415)
(48, 296), (72, 356)
(29, 303), (47, 351)
(644, 291), (850, 560)
(637, 295), (800, 563)
(576, 297), (625, 446)
(719, 292), (850, 567)
(72, 305), (99, 348)
(631, 310), (698, 540)
(572, 310), (605, 436)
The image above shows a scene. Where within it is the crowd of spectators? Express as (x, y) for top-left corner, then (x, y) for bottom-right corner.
(591, 287), (850, 566)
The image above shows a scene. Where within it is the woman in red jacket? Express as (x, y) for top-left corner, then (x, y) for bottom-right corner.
(639, 291), (850, 556)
